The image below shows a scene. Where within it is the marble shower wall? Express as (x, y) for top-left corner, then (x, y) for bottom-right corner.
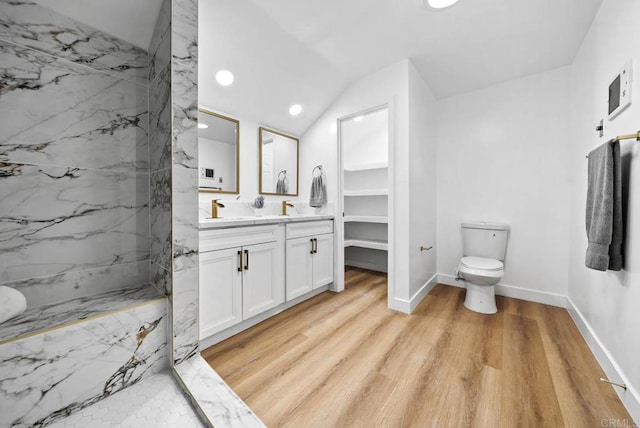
(148, 0), (200, 365)
(149, 0), (173, 297)
(171, 0), (200, 365)
(0, 1), (150, 307)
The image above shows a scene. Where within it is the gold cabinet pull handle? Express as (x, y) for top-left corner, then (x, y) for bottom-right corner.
(420, 246), (433, 252)
(237, 250), (242, 272)
(244, 249), (249, 270)
(310, 238), (315, 255)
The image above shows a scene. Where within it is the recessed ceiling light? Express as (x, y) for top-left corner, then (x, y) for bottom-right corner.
(198, 123), (208, 129)
(215, 69), (234, 86)
(289, 104), (302, 116)
(353, 115), (364, 122)
(424, 0), (460, 9)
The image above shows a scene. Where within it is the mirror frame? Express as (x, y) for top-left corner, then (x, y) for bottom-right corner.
(259, 126), (300, 196)
(198, 108), (240, 195)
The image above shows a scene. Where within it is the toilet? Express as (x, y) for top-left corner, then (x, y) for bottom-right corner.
(457, 222), (510, 314)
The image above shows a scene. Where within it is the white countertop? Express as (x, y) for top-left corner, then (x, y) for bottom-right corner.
(199, 214), (334, 229)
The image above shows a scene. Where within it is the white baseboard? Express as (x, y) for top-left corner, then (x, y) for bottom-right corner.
(437, 273), (464, 288)
(436, 274), (566, 308)
(392, 274), (438, 314)
(199, 285), (330, 349)
(566, 297), (640, 424)
(345, 259), (387, 273)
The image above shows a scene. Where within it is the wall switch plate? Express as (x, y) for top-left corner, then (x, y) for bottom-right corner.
(608, 59), (632, 120)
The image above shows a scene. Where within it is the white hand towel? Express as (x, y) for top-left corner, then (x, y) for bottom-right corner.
(0, 286), (27, 325)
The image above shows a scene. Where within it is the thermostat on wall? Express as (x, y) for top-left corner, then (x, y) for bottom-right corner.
(608, 59), (632, 120)
(200, 167), (214, 179)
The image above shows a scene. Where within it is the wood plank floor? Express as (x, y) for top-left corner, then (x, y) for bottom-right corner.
(202, 268), (632, 427)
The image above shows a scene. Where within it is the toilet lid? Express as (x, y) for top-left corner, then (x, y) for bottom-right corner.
(460, 257), (503, 271)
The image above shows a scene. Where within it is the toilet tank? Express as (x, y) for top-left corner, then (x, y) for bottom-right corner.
(462, 222), (510, 260)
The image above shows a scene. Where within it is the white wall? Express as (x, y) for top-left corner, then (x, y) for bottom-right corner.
(436, 66), (572, 297)
(408, 61), (438, 299)
(567, 0), (640, 417)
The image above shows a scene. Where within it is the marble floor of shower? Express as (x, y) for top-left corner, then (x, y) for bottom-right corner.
(50, 372), (205, 428)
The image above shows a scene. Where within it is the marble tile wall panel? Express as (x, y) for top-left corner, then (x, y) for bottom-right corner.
(0, 0), (148, 86)
(149, 0), (173, 302)
(0, 299), (168, 428)
(172, 163), (199, 272)
(149, 62), (172, 173)
(151, 261), (172, 296)
(149, 0), (172, 83)
(172, 268), (198, 365)
(1, 260), (149, 308)
(0, 41), (149, 172)
(0, 163), (149, 284)
(151, 168), (172, 276)
(171, 0), (199, 365)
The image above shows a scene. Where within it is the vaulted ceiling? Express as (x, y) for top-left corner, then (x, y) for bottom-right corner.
(199, 0), (602, 135)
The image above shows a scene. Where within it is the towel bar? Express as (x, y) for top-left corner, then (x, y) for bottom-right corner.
(585, 130), (640, 158)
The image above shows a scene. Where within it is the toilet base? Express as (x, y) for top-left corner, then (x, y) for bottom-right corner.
(463, 282), (497, 314)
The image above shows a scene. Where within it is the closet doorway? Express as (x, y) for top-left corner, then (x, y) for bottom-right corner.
(336, 105), (394, 302)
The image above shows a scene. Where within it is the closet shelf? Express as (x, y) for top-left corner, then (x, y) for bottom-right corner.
(344, 161), (388, 172)
(344, 238), (388, 251)
(343, 215), (388, 224)
(343, 189), (388, 196)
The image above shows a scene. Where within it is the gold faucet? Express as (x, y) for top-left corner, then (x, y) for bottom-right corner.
(281, 200), (294, 216)
(211, 199), (225, 219)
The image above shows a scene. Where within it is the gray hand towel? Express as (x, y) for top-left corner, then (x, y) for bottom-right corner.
(585, 140), (623, 271)
(309, 175), (326, 207)
(276, 177), (288, 194)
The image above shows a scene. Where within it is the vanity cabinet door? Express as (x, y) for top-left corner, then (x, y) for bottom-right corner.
(286, 237), (314, 300)
(313, 233), (334, 289)
(242, 241), (285, 319)
(199, 247), (243, 339)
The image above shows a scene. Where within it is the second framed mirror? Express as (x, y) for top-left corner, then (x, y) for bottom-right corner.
(259, 127), (299, 196)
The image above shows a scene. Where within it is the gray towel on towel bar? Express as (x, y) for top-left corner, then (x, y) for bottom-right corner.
(309, 175), (326, 207)
(276, 177), (287, 194)
(585, 140), (623, 271)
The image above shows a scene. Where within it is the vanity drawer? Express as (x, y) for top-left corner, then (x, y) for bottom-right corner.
(286, 220), (333, 239)
(200, 225), (280, 252)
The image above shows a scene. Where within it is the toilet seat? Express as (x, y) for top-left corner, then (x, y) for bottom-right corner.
(460, 256), (503, 271)
(458, 257), (504, 278)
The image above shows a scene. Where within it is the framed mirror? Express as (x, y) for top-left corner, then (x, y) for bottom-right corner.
(259, 127), (299, 196)
(198, 108), (239, 194)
